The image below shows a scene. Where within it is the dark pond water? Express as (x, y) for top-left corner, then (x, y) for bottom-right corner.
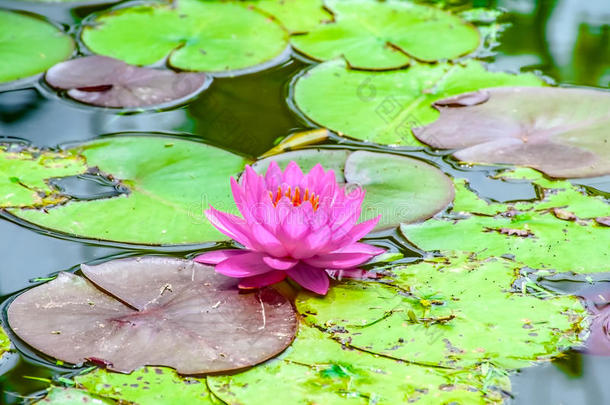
(0, 0), (608, 403)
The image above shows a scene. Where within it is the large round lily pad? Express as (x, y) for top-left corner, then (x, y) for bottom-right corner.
(413, 87), (610, 178)
(253, 148), (455, 229)
(81, 0), (289, 75)
(3, 136), (248, 245)
(46, 56), (209, 108)
(8, 257), (297, 374)
(290, 0), (480, 69)
(293, 59), (545, 146)
(296, 254), (586, 370)
(0, 10), (74, 84)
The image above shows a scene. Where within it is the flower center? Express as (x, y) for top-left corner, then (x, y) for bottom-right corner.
(269, 186), (320, 210)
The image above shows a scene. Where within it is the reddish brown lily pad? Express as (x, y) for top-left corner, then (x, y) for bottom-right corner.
(8, 257), (297, 374)
(413, 87), (610, 178)
(45, 56), (208, 108)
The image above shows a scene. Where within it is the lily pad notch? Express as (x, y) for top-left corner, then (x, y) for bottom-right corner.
(290, 0), (481, 70)
(7, 257), (298, 374)
(45, 56), (210, 108)
(413, 87), (610, 178)
(80, 0), (290, 75)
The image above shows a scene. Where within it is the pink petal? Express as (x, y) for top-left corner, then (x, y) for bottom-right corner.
(238, 271), (286, 289)
(278, 207), (310, 253)
(304, 252), (376, 269)
(282, 161), (304, 185)
(302, 163), (325, 192)
(250, 223), (288, 257)
(336, 215), (381, 246)
(286, 263), (330, 295)
(332, 242), (385, 256)
(194, 249), (248, 264)
(204, 207), (256, 249)
(264, 161), (283, 191)
(290, 225), (331, 259)
(215, 252), (273, 278)
(263, 256), (299, 270)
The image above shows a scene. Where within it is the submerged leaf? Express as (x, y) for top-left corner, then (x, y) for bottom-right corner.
(254, 148), (454, 229)
(8, 257), (297, 374)
(413, 87), (610, 178)
(296, 254), (586, 370)
(5, 136), (248, 245)
(291, 0), (480, 69)
(46, 56), (208, 108)
(293, 59), (545, 146)
(81, 0), (288, 74)
(0, 11), (74, 84)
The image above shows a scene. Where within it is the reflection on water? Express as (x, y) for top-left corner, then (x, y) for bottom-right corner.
(511, 353), (610, 405)
(0, 220), (120, 296)
(494, 0), (610, 87)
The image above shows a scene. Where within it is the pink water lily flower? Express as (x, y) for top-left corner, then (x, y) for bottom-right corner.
(195, 161), (384, 295)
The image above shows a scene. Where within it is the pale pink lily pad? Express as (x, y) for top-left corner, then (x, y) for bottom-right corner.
(45, 56), (208, 108)
(413, 87), (610, 178)
(7, 257), (297, 374)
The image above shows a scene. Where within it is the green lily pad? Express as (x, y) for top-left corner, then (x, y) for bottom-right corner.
(0, 145), (86, 208)
(76, 367), (218, 404)
(4, 136), (248, 245)
(81, 0), (289, 75)
(0, 10), (74, 84)
(451, 178), (513, 216)
(290, 0), (480, 69)
(0, 326), (10, 359)
(413, 87), (610, 178)
(245, 0), (332, 33)
(293, 59), (545, 146)
(253, 148), (455, 229)
(495, 168), (610, 220)
(296, 254), (586, 370)
(208, 324), (509, 404)
(402, 174), (610, 273)
(36, 387), (115, 404)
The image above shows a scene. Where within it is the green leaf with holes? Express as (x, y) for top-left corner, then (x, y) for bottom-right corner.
(403, 170), (610, 273)
(208, 324), (509, 404)
(0, 10), (74, 83)
(81, 0), (288, 74)
(4, 136), (248, 245)
(291, 0), (480, 69)
(0, 145), (86, 208)
(296, 254), (586, 370)
(36, 387), (115, 404)
(76, 367), (219, 404)
(293, 59), (544, 146)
